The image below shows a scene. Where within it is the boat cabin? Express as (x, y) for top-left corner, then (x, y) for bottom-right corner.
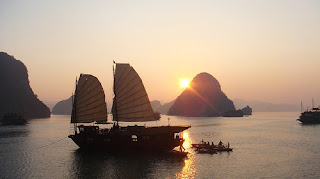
(78, 125), (99, 135)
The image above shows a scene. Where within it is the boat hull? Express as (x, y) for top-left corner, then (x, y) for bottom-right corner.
(68, 125), (190, 151)
(69, 133), (180, 151)
(297, 111), (320, 124)
(297, 118), (320, 124)
(192, 143), (233, 152)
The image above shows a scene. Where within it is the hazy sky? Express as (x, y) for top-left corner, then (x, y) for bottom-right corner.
(1, 0), (320, 107)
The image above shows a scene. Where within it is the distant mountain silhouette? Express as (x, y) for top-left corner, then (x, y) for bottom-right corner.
(150, 100), (162, 111)
(233, 99), (299, 112)
(52, 96), (73, 115)
(168, 72), (235, 117)
(53, 98), (172, 116)
(151, 100), (175, 114)
(0, 52), (50, 119)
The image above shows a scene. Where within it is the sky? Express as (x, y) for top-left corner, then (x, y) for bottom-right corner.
(1, 0), (320, 108)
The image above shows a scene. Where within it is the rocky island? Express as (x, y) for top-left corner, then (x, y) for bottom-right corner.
(0, 52), (50, 119)
(241, 105), (252, 115)
(168, 72), (235, 117)
(52, 96), (73, 115)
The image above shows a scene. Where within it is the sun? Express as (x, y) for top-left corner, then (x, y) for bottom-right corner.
(180, 79), (190, 88)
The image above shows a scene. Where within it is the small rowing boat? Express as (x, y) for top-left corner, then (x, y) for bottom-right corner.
(192, 140), (233, 153)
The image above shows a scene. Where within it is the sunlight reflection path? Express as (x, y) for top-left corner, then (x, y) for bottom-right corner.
(176, 131), (196, 178)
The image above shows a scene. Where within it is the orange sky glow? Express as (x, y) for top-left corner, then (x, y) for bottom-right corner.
(1, 0), (320, 108)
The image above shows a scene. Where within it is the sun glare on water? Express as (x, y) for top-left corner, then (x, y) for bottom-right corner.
(182, 132), (191, 149)
(180, 79), (190, 88)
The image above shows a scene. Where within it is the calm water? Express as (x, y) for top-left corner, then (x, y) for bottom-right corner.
(1, 112), (320, 178)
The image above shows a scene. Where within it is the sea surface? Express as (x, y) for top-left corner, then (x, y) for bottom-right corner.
(1, 112), (320, 178)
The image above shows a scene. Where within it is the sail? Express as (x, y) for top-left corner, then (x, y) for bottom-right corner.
(112, 63), (159, 122)
(71, 74), (108, 123)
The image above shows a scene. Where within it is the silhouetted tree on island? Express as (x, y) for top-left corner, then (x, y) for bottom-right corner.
(0, 52), (50, 119)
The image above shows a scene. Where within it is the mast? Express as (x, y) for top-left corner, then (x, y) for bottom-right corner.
(113, 61), (119, 126)
(71, 77), (78, 134)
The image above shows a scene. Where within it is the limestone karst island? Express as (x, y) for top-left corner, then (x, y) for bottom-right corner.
(168, 72), (235, 117)
(0, 52), (50, 120)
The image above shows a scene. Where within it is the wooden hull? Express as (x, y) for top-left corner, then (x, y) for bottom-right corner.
(297, 116), (320, 124)
(215, 147), (233, 152)
(69, 125), (190, 151)
(69, 133), (180, 151)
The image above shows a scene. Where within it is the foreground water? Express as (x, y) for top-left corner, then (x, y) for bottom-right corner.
(1, 112), (320, 178)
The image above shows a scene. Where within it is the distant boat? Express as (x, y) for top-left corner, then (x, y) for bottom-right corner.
(297, 108), (320, 124)
(191, 141), (233, 153)
(1, 113), (27, 125)
(68, 63), (190, 152)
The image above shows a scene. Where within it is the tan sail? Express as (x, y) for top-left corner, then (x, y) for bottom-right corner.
(71, 74), (108, 123)
(112, 63), (159, 122)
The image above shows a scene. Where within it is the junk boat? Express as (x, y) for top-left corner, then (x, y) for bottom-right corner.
(297, 107), (320, 124)
(68, 63), (190, 152)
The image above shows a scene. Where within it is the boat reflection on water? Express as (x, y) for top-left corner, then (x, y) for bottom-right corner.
(69, 138), (195, 179)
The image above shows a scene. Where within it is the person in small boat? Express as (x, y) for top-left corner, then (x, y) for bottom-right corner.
(179, 139), (185, 152)
(227, 142), (230, 148)
(211, 142), (214, 146)
(218, 140), (223, 146)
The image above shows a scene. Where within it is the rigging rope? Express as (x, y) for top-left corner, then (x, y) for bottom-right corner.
(36, 137), (67, 150)
(1, 137), (68, 154)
